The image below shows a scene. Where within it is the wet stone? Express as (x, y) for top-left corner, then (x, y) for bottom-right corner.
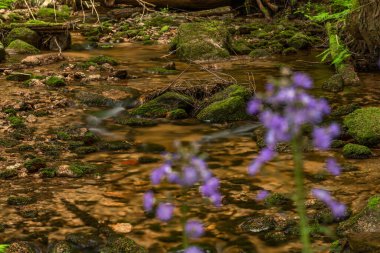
(239, 215), (275, 233)
(65, 233), (100, 249)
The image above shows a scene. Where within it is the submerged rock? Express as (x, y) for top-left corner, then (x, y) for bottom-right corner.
(5, 241), (40, 253)
(48, 240), (74, 253)
(342, 143), (372, 159)
(344, 107), (380, 146)
(337, 196), (380, 252)
(174, 21), (230, 61)
(322, 74), (344, 92)
(287, 32), (313, 50)
(65, 233), (100, 249)
(100, 236), (146, 253)
(6, 72), (32, 81)
(21, 54), (66, 66)
(5, 27), (40, 47)
(6, 39), (40, 54)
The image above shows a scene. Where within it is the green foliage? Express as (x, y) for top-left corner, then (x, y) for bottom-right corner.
(7, 115), (24, 128)
(318, 47), (351, 66)
(0, 0), (15, 9)
(367, 196), (380, 210)
(0, 244), (8, 253)
(306, 0), (356, 23)
(46, 76), (66, 87)
(37, 5), (70, 20)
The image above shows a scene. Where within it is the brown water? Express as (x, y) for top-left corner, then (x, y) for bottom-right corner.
(1, 39), (380, 252)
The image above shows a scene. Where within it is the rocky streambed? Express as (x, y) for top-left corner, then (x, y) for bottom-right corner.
(0, 28), (380, 253)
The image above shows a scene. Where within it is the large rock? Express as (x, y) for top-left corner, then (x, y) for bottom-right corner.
(344, 107), (380, 146)
(197, 84), (251, 123)
(174, 21), (230, 61)
(131, 92), (194, 118)
(337, 196), (380, 252)
(6, 40), (40, 54)
(0, 42), (5, 62)
(322, 74), (344, 92)
(5, 27), (40, 47)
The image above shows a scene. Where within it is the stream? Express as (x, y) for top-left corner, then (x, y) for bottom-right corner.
(0, 35), (380, 252)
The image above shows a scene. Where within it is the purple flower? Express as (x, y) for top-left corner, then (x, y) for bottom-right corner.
(256, 190), (269, 201)
(312, 188), (346, 218)
(182, 166), (199, 186)
(143, 191), (155, 212)
(247, 99), (262, 115)
(312, 124), (340, 150)
(185, 220), (204, 238)
(184, 246), (203, 253)
(292, 72), (313, 89)
(156, 203), (174, 222)
(326, 158), (342, 176)
(200, 177), (219, 197)
(210, 192), (222, 207)
(151, 163), (171, 185)
(248, 148), (275, 176)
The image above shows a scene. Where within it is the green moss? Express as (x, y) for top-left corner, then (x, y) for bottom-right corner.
(4, 27), (39, 46)
(57, 131), (71, 140)
(264, 193), (292, 208)
(197, 96), (249, 123)
(287, 32), (313, 49)
(7, 115), (24, 128)
(0, 0), (16, 9)
(175, 21), (230, 60)
(69, 163), (96, 177)
(167, 109), (188, 120)
(145, 14), (176, 27)
(7, 195), (36, 206)
(3, 108), (17, 115)
(37, 6), (70, 20)
(0, 169), (18, 179)
(76, 92), (113, 107)
(40, 167), (57, 178)
(0, 138), (20, 147)
(88, 55), (119, 66)
(6, 72), (32, 81)
(6, 39), (40, 54)
(46, 76), (66, 87)
(116, 117), (158, 127)
(74, 146), (98, 155)
(249, 48), (270, 58)
(131, 92), (193, 118)
(342, 143), (372, 159)
(343, 107), (380, 146)
(367, 195), (380, 210)
(231, 39), (252, 55)
(282, 47), (297, 55)
(209, 84), (251, 103)
(24, 157), (47, 173)
(145, 67), (178, 75)
(8, 12), (23, 22)
(330, 240), (344, 253)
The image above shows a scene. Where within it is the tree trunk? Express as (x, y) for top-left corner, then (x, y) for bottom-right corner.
(344, 0), (380, 71)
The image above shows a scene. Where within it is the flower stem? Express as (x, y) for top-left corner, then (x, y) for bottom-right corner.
(292, 136), (312, 253)
(180, 203), (189, 249)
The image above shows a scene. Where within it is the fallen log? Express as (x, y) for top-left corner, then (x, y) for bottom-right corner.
(187, 6), (233, 17)
(109, 0), (234, 10)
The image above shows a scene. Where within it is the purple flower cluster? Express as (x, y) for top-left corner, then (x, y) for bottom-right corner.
(247, 71), (346, 217)
(312, 188), (347, 218)
(143, 143), (221, 222)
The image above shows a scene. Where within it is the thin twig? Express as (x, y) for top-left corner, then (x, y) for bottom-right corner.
(24, 0), (36, 20)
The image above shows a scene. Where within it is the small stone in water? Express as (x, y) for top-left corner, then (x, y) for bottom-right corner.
(110, 223), (132, 233)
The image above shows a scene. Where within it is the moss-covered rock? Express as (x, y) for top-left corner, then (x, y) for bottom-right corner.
(24, 157), (47, 173)
(7, 195), (36, 206)
(287, 32), (313, 49)
(101, 236), (146, 253)
(98, 141), (131, 151)
(209, 84), (251, 103)
(197, 96), (249, 123)
(174, 21), (230, 60)
(344, 107), (380, 146)
(231, 39), (252, 55)
(7, 115), (24, 128)
(282, 47), (297, 55)
(131, 92), (193, 118)
(88, 55), (119, 66)
(46, 76), (66, 87)
(65, 233), (99, 249)
(0, 42), (5, 62)
(249, 48), (270, 58)
(342, 143), (372, 159)
(6, 72), (32, 81)
(6, 39), (40, 54)
(167, 109), (188, 120)
(0, 169), (18, 179)
(5, 27), (39, 46)
(116, 117), (158, 127)
(40, 167), (57, 178)
(37, 5), (70, 20)
(69, 163), (96, 177)
(322, 74), (344, 92)
(145, 67), (178, 75)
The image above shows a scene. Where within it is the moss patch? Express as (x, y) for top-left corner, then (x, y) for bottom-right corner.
(46, 76), (66, 87)
(343, 107), (380, 146)
(7, 195), (36, 206)
(6, 39), (40, 54)
(4, 27), (39, 46)
(175, 21), (230, 60)
(69, 163), (97, 177)
(88, 55), (119, 66)
(131, 92), (193, 118)
(342, 143), (372, 159)
(24, 157), (47, 173)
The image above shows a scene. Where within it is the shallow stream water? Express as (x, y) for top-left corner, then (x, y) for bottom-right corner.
(0, 37), (380, 252)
